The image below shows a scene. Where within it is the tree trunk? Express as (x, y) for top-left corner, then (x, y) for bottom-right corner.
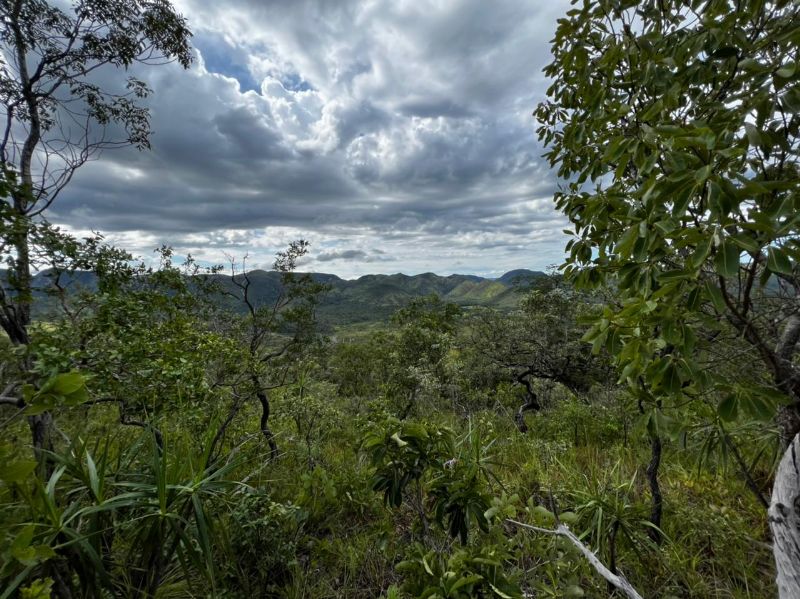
(257, 388), (278, 460)
(769, 433), (800, 597)
(646, 435), (663, 544)
(514, 373), (541, 433)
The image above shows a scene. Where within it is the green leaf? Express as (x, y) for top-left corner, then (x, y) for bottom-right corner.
(450, 575), (483, 592)
(704, 280), (727, 312)
(776, 62), (797, 78)
(714, 241), (741, 278)
(50, 372), (84, 396)
(487, 582), (516, 599)
(783, 86), (800, 113)
(694, 164), (712, 183)
(531, 505), (555, 525)
(658, 269), (691, 283)
(86, 452), (101, 501)
(744, 122), (762, 147)
(422, 554), (435, 576)
(559, 511), (579, 524)
(740, 394), (775, 422)
(25, 395), (56, 416)
(767, 247), (794, 275)
(390, 433), (408, 448)
(690, 236), (713, 269)
(718, 394), (738, 422)
(63, 386), (89, 406)
(729, 232), (760, 253)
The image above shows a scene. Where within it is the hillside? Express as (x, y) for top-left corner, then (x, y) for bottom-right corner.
(3, 267), (545, 327)
(209, 268), (544, 326)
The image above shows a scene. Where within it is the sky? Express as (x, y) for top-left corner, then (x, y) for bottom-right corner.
(48, 0), (573, 279)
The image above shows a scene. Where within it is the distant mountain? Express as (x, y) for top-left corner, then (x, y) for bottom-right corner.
(2, 268), (545, 327)
(497, 269), (545, 285)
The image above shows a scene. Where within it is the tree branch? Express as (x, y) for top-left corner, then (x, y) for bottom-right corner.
(506, 519), (644, 599)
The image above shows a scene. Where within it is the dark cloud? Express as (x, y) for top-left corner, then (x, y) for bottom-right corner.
(315, 248), (396, 263)
(41, 0), (573, 277)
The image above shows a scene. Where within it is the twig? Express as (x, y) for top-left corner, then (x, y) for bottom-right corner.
(506, 519), (644, 599)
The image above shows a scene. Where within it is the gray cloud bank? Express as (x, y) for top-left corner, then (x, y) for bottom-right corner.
(45, 0), (572, 278)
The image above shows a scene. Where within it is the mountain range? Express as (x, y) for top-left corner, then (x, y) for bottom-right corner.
(2, 268), (545, 327)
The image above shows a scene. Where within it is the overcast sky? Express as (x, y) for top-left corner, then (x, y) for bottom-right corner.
(49, 0), (572, 279)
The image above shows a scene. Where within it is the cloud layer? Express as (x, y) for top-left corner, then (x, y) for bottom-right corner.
(47, 0), (572, 278)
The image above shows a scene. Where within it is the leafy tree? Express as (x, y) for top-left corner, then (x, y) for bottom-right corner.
(391, 295), (462, 417)
(535, 0), (799, 590)
(209, 243), (327, 461)
(28, 248), (233, 448)
(0, 0), (192, 459)
(466, 288), (609, 432)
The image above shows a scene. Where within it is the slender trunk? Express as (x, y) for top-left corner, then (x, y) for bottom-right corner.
(769, 433), (800, 597)
(206, 395), (246, 466)
(514, 373), (541, 433)
(12, 222), (53, 472)
(256, 386), (278, 460)
(646, 435), (663, 545)
(8, 6), (53, 470)
(28, 411), (53, 476)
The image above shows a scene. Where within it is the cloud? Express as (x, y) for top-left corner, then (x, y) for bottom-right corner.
(316, 248), (396, 263)
(41, 0), (574, 278)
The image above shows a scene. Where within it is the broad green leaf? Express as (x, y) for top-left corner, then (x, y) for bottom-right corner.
(744, 122), (762, 147)
(776, 62), (797, 78)
(690, 237), (713, 269)
(767, 246), (794, 275)
(50, 372), (85, 395)
(718, 394), (738, 422)
(714, 241), (741, 278)
(704, 280), (727, 312)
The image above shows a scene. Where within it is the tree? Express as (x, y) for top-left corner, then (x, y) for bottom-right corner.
(466, 287), (609, 432)
(536, 0), (799, 592)
(0, 0), (192, 459)
(390, 295), (461, 418)
(208, 243), (327, 461)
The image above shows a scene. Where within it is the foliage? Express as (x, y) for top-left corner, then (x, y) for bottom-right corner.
(222, 491), (303, 596)
(396, 543), (522, 599)
(362, 418), (453, 509)
(535, 0), (800, 438)
(0, 2), (789, 597)
(0, 431), (240, 597)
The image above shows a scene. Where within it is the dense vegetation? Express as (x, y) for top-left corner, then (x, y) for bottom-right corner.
(0, 258), (778, 597)
(1, 0), (798, 597)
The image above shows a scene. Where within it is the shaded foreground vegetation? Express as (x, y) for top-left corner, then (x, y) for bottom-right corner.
(0, 256), (778, 596)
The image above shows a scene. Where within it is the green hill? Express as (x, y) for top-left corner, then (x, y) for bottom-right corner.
(3, 268), (545, 327)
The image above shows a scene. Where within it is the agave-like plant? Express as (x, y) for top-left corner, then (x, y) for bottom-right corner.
(567, 461), (662, 577)
(0, 431), (243, 598)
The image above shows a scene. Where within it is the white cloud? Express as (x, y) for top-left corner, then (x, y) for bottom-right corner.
(45, 0), (573, 278)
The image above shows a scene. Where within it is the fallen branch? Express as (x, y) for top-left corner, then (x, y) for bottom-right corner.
(506, 519), (643, 599)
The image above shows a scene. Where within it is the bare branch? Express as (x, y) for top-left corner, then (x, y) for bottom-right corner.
(506, 519), (644, 599)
